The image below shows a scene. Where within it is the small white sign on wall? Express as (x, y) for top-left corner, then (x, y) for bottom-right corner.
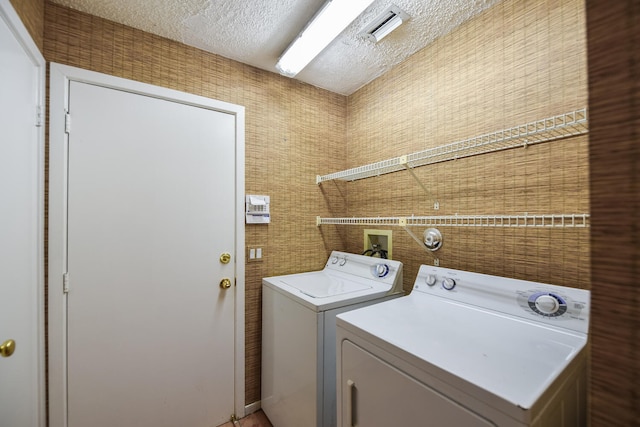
(245, 195), (270, 224)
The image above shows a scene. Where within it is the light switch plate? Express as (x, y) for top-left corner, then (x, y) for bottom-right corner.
(247, 246), (264, 262)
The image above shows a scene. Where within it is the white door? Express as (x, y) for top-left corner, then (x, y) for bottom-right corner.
(64, 80), (237, 427)
(0, 1), (45, 426)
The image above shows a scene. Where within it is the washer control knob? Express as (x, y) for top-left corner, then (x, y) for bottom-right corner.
(425, 274), (437, 286)
(534, 294), (560, 315)
(339, 258), (347, 266)
(331, 256), (339, 264)
(442, 277), (456, 290)
(372, 263), (390, 278)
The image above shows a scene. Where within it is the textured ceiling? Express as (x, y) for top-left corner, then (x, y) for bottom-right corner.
(50, 0), (499, 95)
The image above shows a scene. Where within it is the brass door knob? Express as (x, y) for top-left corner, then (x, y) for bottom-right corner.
(219, 252), (231, 264)
(220, 278), (232, 289)
(1, 339), (15, 358)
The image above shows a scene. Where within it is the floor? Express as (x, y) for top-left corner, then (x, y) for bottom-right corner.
(216, 409), (273, 427)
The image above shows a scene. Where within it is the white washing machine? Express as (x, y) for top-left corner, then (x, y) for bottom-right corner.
(262, 251), (403, 427)
(336, 265), (590, 427)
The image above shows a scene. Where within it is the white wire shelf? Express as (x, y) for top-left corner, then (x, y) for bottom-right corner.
(316, 108), (588, 184)
(316, 214), (590, 228)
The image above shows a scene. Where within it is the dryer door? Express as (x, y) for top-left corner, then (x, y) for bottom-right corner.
(340, 340), (495, 427)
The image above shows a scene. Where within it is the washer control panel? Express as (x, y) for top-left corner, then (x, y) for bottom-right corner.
(413, 265), (590, 334)
(324, 251), (404, 293)
(330, 255), (393, 278)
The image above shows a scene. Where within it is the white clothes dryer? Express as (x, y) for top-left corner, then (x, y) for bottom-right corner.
(262, 251), (403, 427)
(336, 265), (590, 427)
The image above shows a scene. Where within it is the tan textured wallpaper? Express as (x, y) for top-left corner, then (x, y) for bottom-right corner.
(43, 1), (347, 404)
(337, 0), (590, 292)
(10, 0), (639, 422)
(587, 0), (640, 424)
(9, 0), (44, 50)
(36, 0), (596, 415)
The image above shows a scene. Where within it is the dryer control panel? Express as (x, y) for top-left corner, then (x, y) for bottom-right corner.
(413, 265), (590, 334)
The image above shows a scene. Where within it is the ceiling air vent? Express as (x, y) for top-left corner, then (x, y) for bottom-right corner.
(361, 5), (409, 43)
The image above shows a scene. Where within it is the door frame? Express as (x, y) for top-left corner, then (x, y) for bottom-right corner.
(48, 63), (246, 427)
(0, 1), (46, 426)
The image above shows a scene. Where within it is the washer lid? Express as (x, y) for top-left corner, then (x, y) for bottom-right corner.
(281, 273), (371, 298)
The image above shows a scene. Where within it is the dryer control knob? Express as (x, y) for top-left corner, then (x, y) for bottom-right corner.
(339, 257), (347, 266)
(534, 294), (560, 315)
(331, 256), (339, 264)
(372, 263), (390, 278)
(425, 274), (437, 286)
(442, 277), (456, 290)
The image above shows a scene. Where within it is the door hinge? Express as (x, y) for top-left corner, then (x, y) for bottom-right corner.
(36, 105), (43, 127)
(63, 272), (69, 294)
(65, 113), (71, 134)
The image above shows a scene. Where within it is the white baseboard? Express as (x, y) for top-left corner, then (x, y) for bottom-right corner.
(244, 400), (261, 415)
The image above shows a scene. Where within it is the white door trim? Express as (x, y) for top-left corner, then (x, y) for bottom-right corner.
(0, 1), (45, 426)
(48, 63), (246, 427)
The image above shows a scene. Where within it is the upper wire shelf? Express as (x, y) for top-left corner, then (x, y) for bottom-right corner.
(316, 214), (590, 228)
(316, 108), (588, 184)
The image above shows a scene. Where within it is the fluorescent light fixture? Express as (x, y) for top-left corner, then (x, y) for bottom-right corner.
(362, 5), (409, 43)
(276, 0), (375, 77)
